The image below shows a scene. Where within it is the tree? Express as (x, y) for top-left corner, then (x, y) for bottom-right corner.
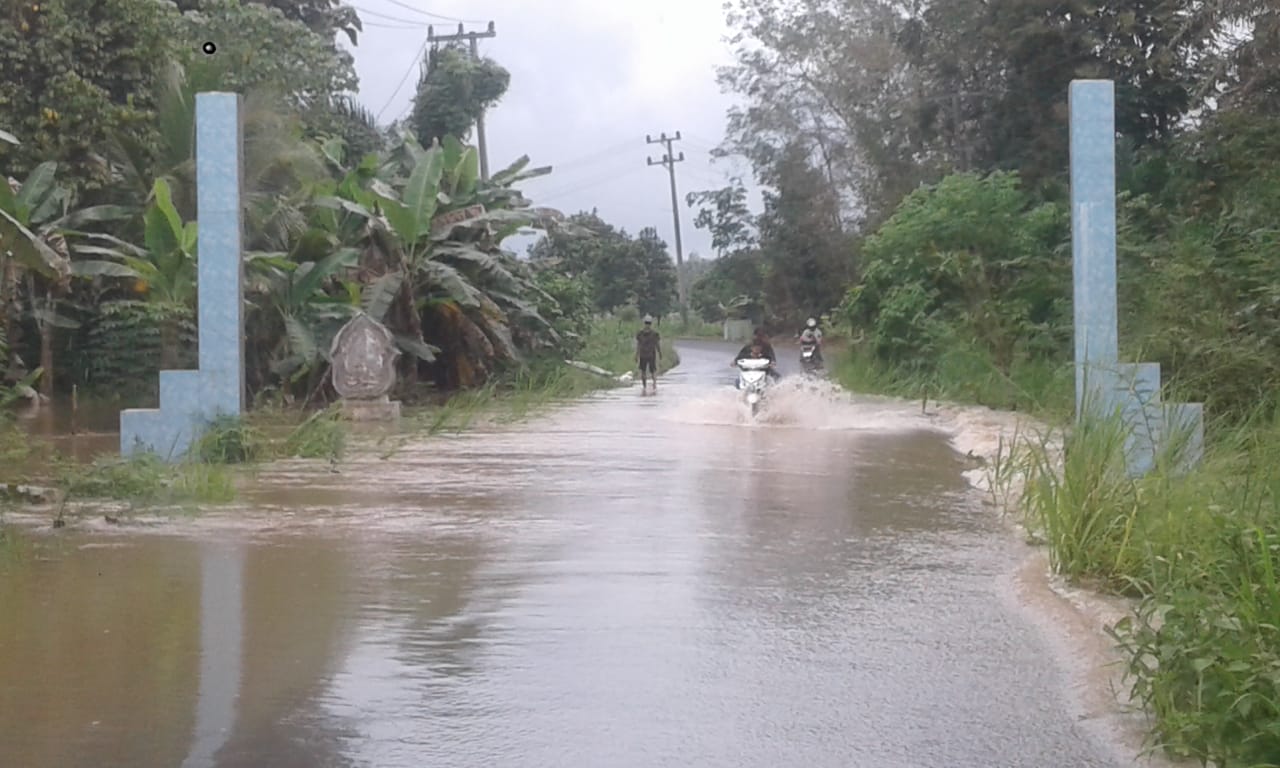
(686, 180), (757, 256)
(755, 144), (855, 324)
(690, 251), (765, 323)
(0, 0), (177, 195)
(841, 171), (1068, 375)
(170, 0), (362, 45)
(531, 212), (678, 317)
(310, 133), (563, 390)
(631, 228), (678, 318)
(410, 45), (510, 149)
(174, 0), (358, 111)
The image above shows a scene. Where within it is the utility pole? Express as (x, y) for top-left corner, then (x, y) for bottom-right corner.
(646, 131), (688, 323)
(428, 22), (497, 180)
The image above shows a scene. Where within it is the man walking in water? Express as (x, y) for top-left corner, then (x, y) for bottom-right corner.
(636, 315), (661, 391)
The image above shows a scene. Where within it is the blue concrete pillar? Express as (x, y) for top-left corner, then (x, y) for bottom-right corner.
(1069, 80), (1119, 420)
(120, 92), (244, 460)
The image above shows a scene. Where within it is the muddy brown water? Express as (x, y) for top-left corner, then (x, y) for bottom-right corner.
(1, 341), (1152, 767)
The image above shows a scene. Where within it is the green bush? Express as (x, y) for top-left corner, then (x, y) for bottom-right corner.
(840, 171), (1069, 376)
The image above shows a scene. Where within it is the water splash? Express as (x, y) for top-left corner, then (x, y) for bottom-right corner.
(659, 375), (936, 432)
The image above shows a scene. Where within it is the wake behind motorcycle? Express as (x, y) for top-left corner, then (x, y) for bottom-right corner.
(735, 358), (774, 416)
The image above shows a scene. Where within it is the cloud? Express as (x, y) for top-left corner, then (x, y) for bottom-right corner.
(346, 0), (762, 260)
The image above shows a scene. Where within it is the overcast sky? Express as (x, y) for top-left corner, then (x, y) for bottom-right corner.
(341, 0), (760, 260)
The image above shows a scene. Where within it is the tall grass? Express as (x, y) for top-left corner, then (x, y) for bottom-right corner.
(1010, 403), (1280, 765)
(834, 340), (1073, 417)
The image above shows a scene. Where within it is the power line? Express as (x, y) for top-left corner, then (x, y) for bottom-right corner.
(362, 19), (425, 29)
(545, 138), (641, 174)
(531, 164), (650, 204)
(349, 4), (429, 25)
(376, 32), (431, 122)
(378, 0), (487, 23)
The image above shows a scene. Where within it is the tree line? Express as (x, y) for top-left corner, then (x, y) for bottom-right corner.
(0, 0), (606, 407)
(681, 0), (1279, 420)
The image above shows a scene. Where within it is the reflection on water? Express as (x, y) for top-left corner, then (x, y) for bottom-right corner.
(182, 542), (243, 768)
(0, 342), (1137, 767)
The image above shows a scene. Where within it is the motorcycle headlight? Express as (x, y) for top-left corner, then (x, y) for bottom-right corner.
(747, 392), (760, 404)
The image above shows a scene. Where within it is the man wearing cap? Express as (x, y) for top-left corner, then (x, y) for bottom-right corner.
(635, 315), (661, 391)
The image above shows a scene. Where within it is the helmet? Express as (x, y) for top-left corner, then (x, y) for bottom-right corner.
(806, 318), (817, 328)
(643, 315), (653, 324)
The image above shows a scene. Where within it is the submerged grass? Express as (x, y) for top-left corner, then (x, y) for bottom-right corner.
(53, 452), (236, 515)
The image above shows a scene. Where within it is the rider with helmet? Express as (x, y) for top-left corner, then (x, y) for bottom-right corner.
(797, 317), (824, 365)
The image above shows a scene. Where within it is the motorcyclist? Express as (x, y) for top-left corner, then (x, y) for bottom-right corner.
(797, 317), (824, 365)
(732, 340), (780, 381)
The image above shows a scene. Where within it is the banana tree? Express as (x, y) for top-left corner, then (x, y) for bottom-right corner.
(244, 245), (367, 401)
(313, 133), (564, 388)
(71, 178), (198, 369)
(2, 154), (132, 395)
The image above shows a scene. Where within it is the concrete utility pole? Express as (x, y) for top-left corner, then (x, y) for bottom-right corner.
(428, 22), (496, 180)
(646, 131), (688, 322)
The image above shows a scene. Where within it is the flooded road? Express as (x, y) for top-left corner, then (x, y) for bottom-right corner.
(2, 341), (1142, 767)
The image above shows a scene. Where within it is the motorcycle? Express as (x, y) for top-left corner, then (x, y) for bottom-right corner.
(736, 358), (774, 416)
(800, 341), (823, 375)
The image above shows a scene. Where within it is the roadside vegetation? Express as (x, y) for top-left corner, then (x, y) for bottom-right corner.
(681, 0), (1280, 762)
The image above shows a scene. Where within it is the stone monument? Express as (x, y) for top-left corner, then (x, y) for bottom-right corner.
(330, 312), (401, 421)
(120, 92), (244, 461)
(1070, 80), (1203, 476)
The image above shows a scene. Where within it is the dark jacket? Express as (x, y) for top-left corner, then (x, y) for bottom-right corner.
(735, 343), (775, 362)
(636, 328), (661, 357)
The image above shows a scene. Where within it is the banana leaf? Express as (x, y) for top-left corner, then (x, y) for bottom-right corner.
(30, 306), (81, 329)
(362, 271), (404, 322)
(418, 260), (482, 309)
(394, 334), (439, 362)
(16, 161), (58, 218)
(489, 155), (530, 184)
(71, 259), (141, 278)
(284, 314), (318, 362)
(402, 145), (445, 241)
(313, 195), (375, 220)
(288, 247), (358, 307)
(51, 205), (136, 229)
(0, 208), (69, 278)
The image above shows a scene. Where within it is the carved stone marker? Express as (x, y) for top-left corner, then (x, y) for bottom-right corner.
(120, 92), (244, 461)
(1070, 80), (1203, 476)
(330, 312), (401, 421)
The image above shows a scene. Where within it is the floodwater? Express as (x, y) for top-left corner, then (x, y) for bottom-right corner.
(1, 341), (1150, 767)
